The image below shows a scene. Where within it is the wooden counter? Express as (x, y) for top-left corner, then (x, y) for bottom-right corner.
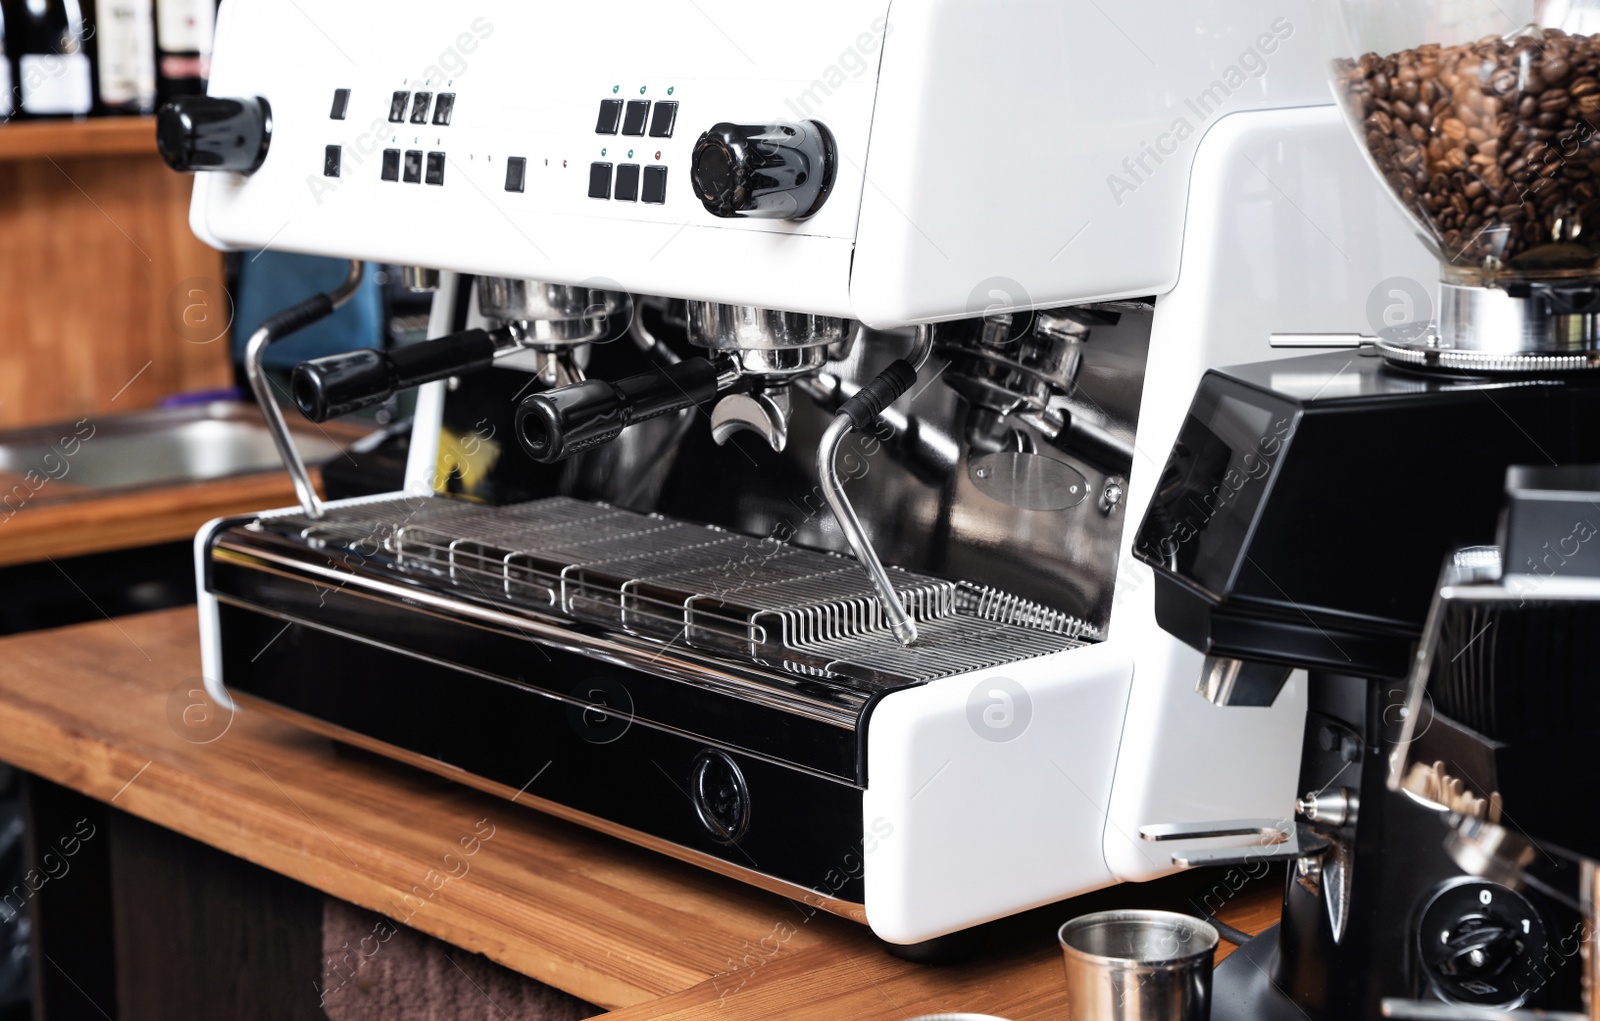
(0, 471), (317, 568)
(0, 608), (1280, 1018)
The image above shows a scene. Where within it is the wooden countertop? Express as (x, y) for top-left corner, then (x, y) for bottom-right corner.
(0, 471), (318, 568)
(0, 607), (1280, 1018)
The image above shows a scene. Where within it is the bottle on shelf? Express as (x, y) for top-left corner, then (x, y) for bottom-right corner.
(92, 0), (156, 115)
(153, 0), (212, 105)
(1, 0), (15, 121)
(13, 0), (94, 119)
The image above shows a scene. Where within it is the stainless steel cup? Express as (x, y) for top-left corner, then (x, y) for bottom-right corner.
(1058, 910), (1219, 1021)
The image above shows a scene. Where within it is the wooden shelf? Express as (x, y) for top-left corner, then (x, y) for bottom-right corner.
(0, 116), (159, 162)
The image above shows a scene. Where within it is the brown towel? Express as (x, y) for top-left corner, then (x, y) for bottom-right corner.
(318, 898), (599, 1021)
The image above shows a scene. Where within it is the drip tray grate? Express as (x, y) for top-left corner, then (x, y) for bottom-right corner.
(259, 495), (1099, 685)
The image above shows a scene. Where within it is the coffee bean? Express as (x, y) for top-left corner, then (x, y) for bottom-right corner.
(1541, 88), (1571, 111)
(1335, 28), (1600, 269)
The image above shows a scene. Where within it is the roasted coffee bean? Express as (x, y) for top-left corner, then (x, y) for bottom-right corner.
(1335, 27), (1600, 268)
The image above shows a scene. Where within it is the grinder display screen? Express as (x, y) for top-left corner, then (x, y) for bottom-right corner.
(1135, 381), (1297, 596)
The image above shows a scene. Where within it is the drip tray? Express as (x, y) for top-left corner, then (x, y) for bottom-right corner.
(251, 495), (1098, 687)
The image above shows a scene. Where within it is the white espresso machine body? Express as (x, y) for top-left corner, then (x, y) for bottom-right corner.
(184, 0), (1436, 944)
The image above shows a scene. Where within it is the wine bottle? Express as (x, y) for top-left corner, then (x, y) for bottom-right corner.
(153, 0), (211, 104)
(14, 0), (94, 118)
(91, 0), (154, 113)
(1, 0), (15, 121)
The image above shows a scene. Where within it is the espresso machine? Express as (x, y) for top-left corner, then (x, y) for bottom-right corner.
(1134, 0), (1600, 1010)
(157, 0), (1437, 946)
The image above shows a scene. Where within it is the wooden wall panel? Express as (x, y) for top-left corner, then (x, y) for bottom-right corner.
(0, 142), (231, 431)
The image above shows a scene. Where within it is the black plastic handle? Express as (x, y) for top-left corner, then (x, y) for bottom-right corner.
(291, 328), (501, 422)
(838, 359), (918, 431)
(516, 358), (721, 463)
(156, 95), (273, 174)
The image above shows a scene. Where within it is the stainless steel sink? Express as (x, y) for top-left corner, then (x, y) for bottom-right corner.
(0, 402), (355, 495)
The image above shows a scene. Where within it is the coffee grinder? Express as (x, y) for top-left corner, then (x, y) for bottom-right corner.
(1381, 464), (1600, 1021)
(1129, 1), (1600, 1014)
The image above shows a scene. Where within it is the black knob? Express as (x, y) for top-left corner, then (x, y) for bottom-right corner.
(157, 96), (273, 174)
(291, 328), (502, 422)
(690, 121), (836, 220)
(516, 358), (721, 463)
(1435, 915), (1522, 980)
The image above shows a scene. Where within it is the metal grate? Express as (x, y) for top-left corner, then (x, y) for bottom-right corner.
(259, 495), (1094, 684)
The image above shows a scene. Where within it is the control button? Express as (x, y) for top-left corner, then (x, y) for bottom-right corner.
(432, 93), (455, 126)
(155, 95), (273, 174)
(642, 164), (668, 204)
(424, 151), (446, 186)
(409, 92), (432, 125)
(505, 156), (527, 193)
(595, 98), (622, 134)
(614, 163), (640, 201)
(621, 99), (650, 136)
(381, 149), (401, 182)
(648, 101), (677, 138)
(323, 144), (341, 178)
(690, 749), (750, 844)
(692, 120), (836, 220)
(409, 92), (435, 126)
(388, 91), (409, 123)
(588, 162), (612, 199)
(402, 150), (423, 184)
(329, 88), (350, 121)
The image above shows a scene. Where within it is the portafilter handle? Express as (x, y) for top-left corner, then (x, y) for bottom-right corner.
(515, 358), (722, 463)
(291, 327), (516, 423)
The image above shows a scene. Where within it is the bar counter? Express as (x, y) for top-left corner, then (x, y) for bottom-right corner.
(0, 607), (1279, 1019)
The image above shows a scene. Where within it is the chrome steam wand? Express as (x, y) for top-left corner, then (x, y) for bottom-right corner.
(817, 357), (920, 646)
(244, 259), (365, 519)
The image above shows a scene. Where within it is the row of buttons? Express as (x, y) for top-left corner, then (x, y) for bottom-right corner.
(378, 148), (446, 185)
(588, 162), (667, 203)
(596, 99), (676, 138)
(388, 90), (456, 127)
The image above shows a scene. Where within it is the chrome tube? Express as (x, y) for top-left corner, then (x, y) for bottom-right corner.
(244, 259), (365, 519)
(818, 415), (917, 646)
(1585, 860), (1599, 1021)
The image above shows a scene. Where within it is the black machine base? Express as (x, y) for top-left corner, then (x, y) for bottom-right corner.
(1213, 927), (1310, 1021)
(214, 598), (871, 911)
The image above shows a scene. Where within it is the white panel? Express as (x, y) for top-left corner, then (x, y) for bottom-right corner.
(192, 0), (1336, 324)
(849, 0), (1330, 325)
(198, 0), (885, 315)
(1099, 105), (1439, 883)
(862, 641), (1132, 944)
